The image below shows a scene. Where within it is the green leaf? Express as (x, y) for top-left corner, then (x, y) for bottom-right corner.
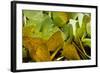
(23, 10), (44, 31)
(62, 42), (80, 60)
(40, 15), (59, 40)
(63, 24), (73, 41)
(69, 19), (78, 36)
(52, 12), (68, 27)
(23, 37), (50, 62)
(22, 25), (35, 38)
(77, 13), (84, 27)
(23, 10), (60, 40)
(86, 22), (91, 37)
(33, 44), (50, 62)
(67, 12), (79, 19)
(82, 38), (91, 48)
(77, 14), (91, 38)
(47, 31), (64, 51)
